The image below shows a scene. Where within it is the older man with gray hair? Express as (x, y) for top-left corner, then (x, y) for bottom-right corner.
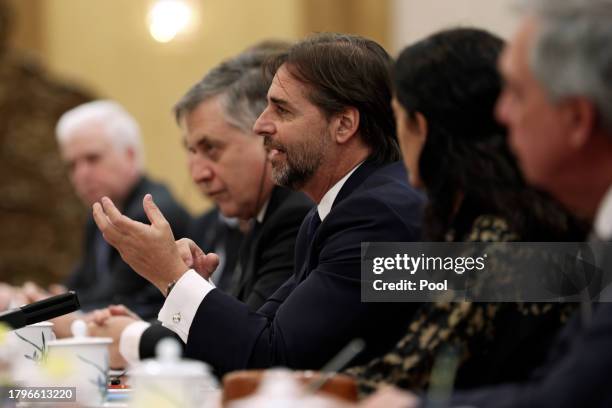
(360, 0), (612, 407)
(53, 101), (191, 324)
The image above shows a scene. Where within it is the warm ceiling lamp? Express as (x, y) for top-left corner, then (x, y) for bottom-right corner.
(148, 0), (193, 43)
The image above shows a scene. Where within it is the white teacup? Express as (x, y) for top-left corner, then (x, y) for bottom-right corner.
(130, 338), (218, 408)
(42, 321), (112, 406)
(9, 321), (55, 382)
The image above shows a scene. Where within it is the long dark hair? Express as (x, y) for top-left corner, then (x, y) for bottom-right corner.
(393, 28), (586, 241)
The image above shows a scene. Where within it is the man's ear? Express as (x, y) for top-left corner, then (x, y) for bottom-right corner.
(411, 112), (428, 142)
(562, 97), (597, 149)
(333, 106), (360, 144)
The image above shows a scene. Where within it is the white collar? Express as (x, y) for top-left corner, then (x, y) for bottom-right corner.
(317, 162), (363, 221)
(218, 212), (240, 228)
(256, 198), (270, 224)
(594, 184), (612, 240)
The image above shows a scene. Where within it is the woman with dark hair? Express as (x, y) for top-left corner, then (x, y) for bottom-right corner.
(346, 27), (586, 395)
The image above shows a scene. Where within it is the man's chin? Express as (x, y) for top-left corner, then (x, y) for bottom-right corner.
(217, 203), (242, 220)
(272, 171), (308, 191)
(271, 168), (290, 188)
(521, 165), (558, 196)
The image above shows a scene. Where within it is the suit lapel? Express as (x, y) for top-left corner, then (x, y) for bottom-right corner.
(331, 157), (385, 209)
(294, 158), (390, 282)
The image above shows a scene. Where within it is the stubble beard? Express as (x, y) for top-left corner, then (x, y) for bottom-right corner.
(267, 132), (327, 191)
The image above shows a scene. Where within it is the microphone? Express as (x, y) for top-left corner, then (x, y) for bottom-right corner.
(0, 291), (80, 330)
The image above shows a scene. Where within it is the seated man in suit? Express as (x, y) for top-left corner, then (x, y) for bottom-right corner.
(90, 34), (425, 373)
(21, 101), (191, 336)
(360, 0), (612, 407)
(89, 42), (314, 362)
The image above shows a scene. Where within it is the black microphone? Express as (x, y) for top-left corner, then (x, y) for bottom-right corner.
(0, 291), (80, 330)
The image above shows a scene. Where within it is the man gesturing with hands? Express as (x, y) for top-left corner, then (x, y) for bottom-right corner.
(93, 194), (219, 295)
(91, 34), (423, 375)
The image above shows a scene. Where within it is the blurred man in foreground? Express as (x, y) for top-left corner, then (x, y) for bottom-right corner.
(361, 0), (612, 406)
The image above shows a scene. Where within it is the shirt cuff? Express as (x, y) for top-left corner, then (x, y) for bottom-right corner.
(119, 320), (151, 366)
(158, 269), (215, 343)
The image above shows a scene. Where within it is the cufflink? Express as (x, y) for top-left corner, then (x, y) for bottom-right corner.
(172, 312), (182, 324)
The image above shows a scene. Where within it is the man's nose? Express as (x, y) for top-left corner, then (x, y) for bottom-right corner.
(190, 156), (214, 184)
(253, 107), (275, 137)
(72, 161), (90, 183)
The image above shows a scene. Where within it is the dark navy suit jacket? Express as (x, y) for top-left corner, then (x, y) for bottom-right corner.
(139, 186), (313, 359)
(184, 159), (425, 376)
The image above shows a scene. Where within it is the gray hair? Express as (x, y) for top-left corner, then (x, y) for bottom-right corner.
(521, 0), (612, 131)
(56, 100), (145, 171)
(174, 40), (291, 134)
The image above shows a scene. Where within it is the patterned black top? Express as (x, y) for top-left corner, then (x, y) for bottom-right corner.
(346, 215), (576, 395)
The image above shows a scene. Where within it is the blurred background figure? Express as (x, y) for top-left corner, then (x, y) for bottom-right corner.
(16, 100), (192, 336)
(54, 100), (191, 320)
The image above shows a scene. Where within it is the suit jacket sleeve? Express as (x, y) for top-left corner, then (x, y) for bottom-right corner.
(139, 323), (185, 359)
(448, 303), (612, 408)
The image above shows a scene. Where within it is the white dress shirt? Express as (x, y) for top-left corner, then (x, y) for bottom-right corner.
(119, 163), (362, 365)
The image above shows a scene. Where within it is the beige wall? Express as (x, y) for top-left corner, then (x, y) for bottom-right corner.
(300, 0), (390, 50)
(40, 0), (302, 214)
(7, 0), (391, 215)
(8, 0), (521, 215)
(391, 0), (519, 54)
(5, 0), (43, 54)
(34, 0), (394, 215)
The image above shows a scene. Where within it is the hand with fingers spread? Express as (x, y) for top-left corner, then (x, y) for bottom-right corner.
(176, 238), (220, 280)
(92, 194), (191, 294)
